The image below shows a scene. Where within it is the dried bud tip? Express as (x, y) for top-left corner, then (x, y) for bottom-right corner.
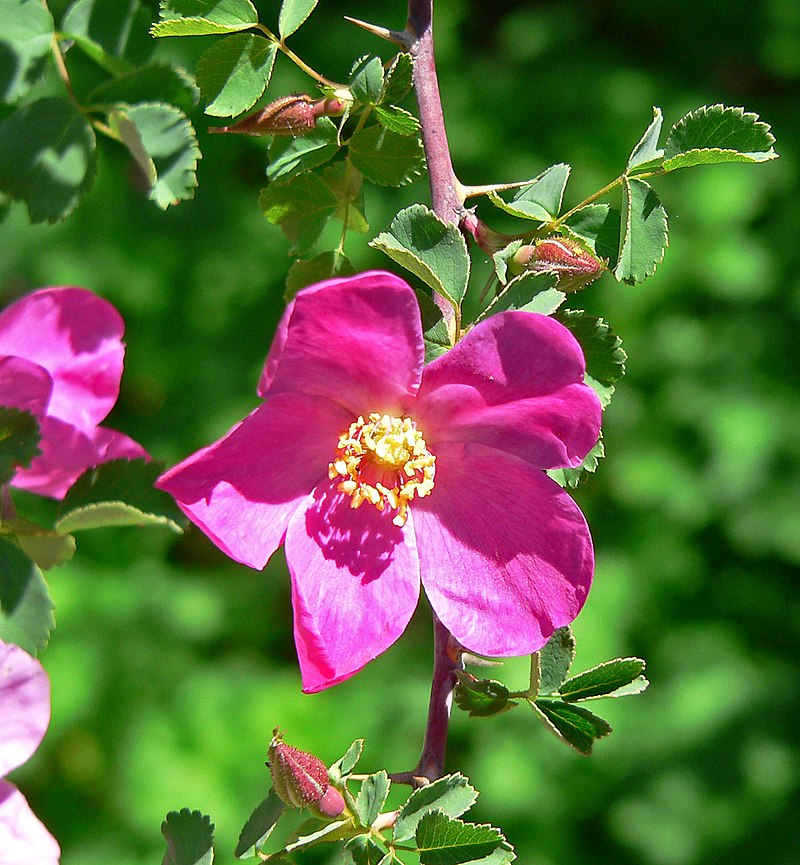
(511, 236), (605, 291)
(267, 729), (344, 817)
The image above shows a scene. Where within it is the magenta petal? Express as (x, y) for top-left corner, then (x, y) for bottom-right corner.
(0, 782), (60, 865)
(285, 480), (421, 693)
(258, 271), (424, 414)
(0, 287), (125, 430)
(0, 642), (50, 778)
(414, 442), (594, 656)
(0, 356), (53, 418)
(157, 394), (354, 570)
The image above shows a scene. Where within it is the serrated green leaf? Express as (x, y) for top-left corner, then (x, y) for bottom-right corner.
(0, 96), (97, 223)
(6, 518), (76, 570)
(161, 808), (214, 865)
(454, 672), (517, 718)
(0, 407), (41, 485)
(196, 34), (277, 117)
(88, 64), (199, 114)
(62, 0), (154, 65)
(564, 204), (620, 265)
(555, 310), (626, 386)
(532, 699), (612, 756)
(663, 104), (778, 171)
(267, 116), (339, 181)
(370, 204), (469, 310)
(285, 251), (355, 299)
(347, 125), (424, 187)
(478, 274), (563, 322)
(584, 374), (614, 408)
(344, 835), (387, 865)
(537, 626), (575, 694)
(322, 162), (368, 233)
(374, 104), (420, 136)
(259, 172), (337, 253)
(416, 812), (513, 865)
(114, 102), (200, 209)
(349, 55), (384, 105)
(329, 738), (364, 781)
(380, 53), (413, 104)
(278, 0), (318, 39)
(55, 458), (184, 534)
(0, 536), (54, 654)
(234, 790), (285, 859)
(282, 817), (352, 853)
(415, 290), (452, 363)
(394, 774), (478, 843)
(0, 0), (54, 104)
(355, 770), (389, 828)
(614, 176), (668, 284)
(153, 0), (259, 36)
(547, 436), (604, 489)
(560, 658), (648, 701)
(627, 106), (664, 173)
(487, 163), (570, 222)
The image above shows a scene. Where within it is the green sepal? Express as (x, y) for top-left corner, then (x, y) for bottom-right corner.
(55, 458), (185, 534)
(0, 0), (55, 104)
(259, 172), (338, 254)
(487, 163), (570, 222)
(267, 117), (339, 181)
(328, 738), (364, 783)
(196, 34), (277, 117)
(613, 176), (668, 284)
(370, 204), (470, 310)
(536, 625), (575, 695)
(0, 96), (97, 223)
(0, 536), (55, 654)
(627, 106), (664, 174)
(349, 56), (384, 106)
(161, 808), (215, 865)
(415, 811), (515, 865)
(0, 407), (41, 485)
(393, 774), (477, 843)
(354, 770), (389, 828)
(285, 252), (355, 299)
(152, 0), (259, 37)
(347, 125), (424, 187)
(278, 0), (319, 39)
(531, 698), (612, 756)
(234, 790), (286, 859)
(380, 53), (413, 104)
(454, 672), (517, 718)
(5, 518), (76, 570)
(559, 658), (649, 701)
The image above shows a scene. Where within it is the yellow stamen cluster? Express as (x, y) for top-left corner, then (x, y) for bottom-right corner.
(328, 412), (436, 527)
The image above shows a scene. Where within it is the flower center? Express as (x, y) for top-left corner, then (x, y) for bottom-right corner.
(328, 412), (436, 527)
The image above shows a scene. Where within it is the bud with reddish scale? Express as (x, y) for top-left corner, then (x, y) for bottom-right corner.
(511, 236), (605, 291)
(267, 729), (347, 819)
(209, 95), (348, 136)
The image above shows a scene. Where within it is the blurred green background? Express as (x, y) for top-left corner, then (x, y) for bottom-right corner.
(3, 1), (799, 863)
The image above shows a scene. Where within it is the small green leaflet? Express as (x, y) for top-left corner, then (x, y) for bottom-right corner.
(374, 105), (420, 136)
(280, 817), (353, 855)
(7, 518), (76, 570)
(614, 176), (668, 284)
(0, 0), (54, 103)
(663, 104), (778, 171)
(344, 835), (386, 865)
(267, 117), (339, 181)
(556, 310), (626, 386)
(537, 626), (575, 694)
(370, 204), (470, 310)
(559, 657), (649, 701)
(0, 537), (55, 654)
(196, 34), (277, 117)
(532, 699), (612, 756)
(415, 812), (514, 865)
(328, 738), (364, 781)
(234, 791), (285, 859)
(454, 672), (517, 718)
(564, 204), (620, 263)
(349, 55), (384, 105)
(259, 172), (338, 253)
(487, 163), (571, 222)
(627, 107), (664, 174)
(61, 0), (154, 66)
(380, 53), (413, 104)
(354, 770), (390, 828)
(477, 274), (564, 323)
(152, 0), (259, 36)
(393, 773), (477, 843)
(0, 407), (40, 484)
(347, 125), (425, 187)
(0, 97), (97, 223)
(161, 808), (214, 865)
(278, 0), (319, 39)
(547, 437), (605, 489)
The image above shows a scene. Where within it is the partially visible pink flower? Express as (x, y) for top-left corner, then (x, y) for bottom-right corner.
(158, 272), (602, 693)
(0, 640), (60, 865)
(0, 287), (147, 498)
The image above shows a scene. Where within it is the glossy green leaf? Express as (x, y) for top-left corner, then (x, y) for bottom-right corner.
(487, 163), (570, 222)
(161, 808), (214, 865)
(196, 34), (277, 117)
(394, 773), (477, 843)
(349, 55), (384, 105)
(347, 125), (424, 187)
(556, 310), (626, 386)
(278, 0), (318, 39)
(285, 251), (355, 299)
(627, 106), (664, 173)
(416, 812), (513, 865)
(267, 117), (339, 181)
(354, 770), (389, 828)
(663, 104), (778, 171)
(560, 658), (648, 701)
(614, 176), (668, 284)
(0, 407), (40, 485)
(7, 518), (76, 570)
(259, 171), (337, 253)
(537, 626), (575, 694)
(281, 817), (352, 854)
(56, 458), (184, 534)
(88, 64), (199, 114)
(374, 104), (420, 136)
(370, 204), (469, 310)
(478, 273), (563, 322)
(0, 536), (54, 654)
(454, 672), (517, 718)
(0, 0), (54, 104)
(234, 791), (285, 859)
(532, 699), (612, 756)
(328, 738), (364, 781)
(152, 0), (259, 36)
(0, 96), (96, 223)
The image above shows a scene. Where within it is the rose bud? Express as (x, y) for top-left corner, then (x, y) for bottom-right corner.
(209, 95), (348, 136)
(267, 729), (347, 819)
(511, 236), (605, 291)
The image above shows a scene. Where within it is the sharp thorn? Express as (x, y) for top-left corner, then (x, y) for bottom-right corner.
(343, 15), (412, 48)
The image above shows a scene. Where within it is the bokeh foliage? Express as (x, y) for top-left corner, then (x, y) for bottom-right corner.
(1, 1), (798, 864)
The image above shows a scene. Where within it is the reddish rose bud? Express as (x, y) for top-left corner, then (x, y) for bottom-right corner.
(209, 95), (348, 136)
(267, 729), (346, 818)
(511, 236), (605, 291)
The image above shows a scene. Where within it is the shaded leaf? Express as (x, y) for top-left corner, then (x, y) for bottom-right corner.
(328, 738), (364, 781)
(454, 672), (517, 718)
(532, 699), (612, 756)
(348, 125), (424, 187)
(267, 116), (339, 181)
(560, 658), (648, 701)
(282, 817), (352, 854)
(0, 406), (40, 485)
(537, 626), (575, 694)
(555, 310), (626, 386)
(235, 790), (285, 859)
(416, 812), (513, 865)
(0, 536), (54, 654)
(62, 0), (154, 66)
(161, 808), (214, 865)
(349, 55), (384, 105)
(153, 0), (259, 36)
(285, 251), (355, 299)
(344, 835), (386, 865)
(88, 64), (199, 114)
(355, 770), (389, 828)
(613, 176), (668, 284)
(259, 171), (337, 253)
(6, 518), (76, 570)
(547, 437), (604, 489)
(278, 0), (318, 39)
(380, 53), (413, 104)
(627, 106), (664, 173)
(394, 774), (477, 843)
(415, 290), (452, 363)
(478, 274), (563, 322)
(0, 96), (97, 223)
(0, 0), (54, 104)
(370, 204), (469, 309)
(564, 204), (620, 264)
(487, 163), (570, 222)
(196, 34), (277, 117)
(323, 162), (368, 233)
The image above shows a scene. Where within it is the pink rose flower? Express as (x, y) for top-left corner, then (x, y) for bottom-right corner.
(0, 287), (147, 499)
(0, 640), (60, 865)
(158, 272), (602, 693)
